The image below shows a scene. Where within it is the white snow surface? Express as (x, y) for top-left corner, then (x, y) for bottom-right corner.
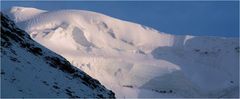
(6, 6), (239, 98)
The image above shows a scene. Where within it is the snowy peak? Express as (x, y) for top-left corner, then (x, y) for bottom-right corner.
(6, 7), (170, 52)
(1, 12), (115, 98)
(6, 6), (46, 22)
(5, 7), (239, 98)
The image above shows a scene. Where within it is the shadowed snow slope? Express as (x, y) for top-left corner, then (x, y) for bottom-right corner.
(6, 6), (239, 98)
(1, 13), (115, 98)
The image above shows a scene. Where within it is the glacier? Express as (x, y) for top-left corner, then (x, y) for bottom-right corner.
(4, 6), (239, 98)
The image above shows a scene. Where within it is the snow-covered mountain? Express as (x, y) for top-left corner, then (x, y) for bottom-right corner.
(5, 6), (239, 98)
(1, 12), (115, 98)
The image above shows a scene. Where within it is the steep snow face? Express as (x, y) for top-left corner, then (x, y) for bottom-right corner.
(1, 13), (115, 98)
(6, 7), (239, 98)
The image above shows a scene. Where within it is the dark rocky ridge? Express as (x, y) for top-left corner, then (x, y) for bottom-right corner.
(1, 12), (115, 98)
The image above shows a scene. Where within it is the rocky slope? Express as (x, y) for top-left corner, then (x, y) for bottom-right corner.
(1, 12), (115, 98)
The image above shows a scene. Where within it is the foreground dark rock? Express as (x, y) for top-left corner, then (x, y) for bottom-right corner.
(1, 12), (115, 98)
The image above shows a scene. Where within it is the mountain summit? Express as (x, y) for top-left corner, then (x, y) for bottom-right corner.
(5, 7), (239, 98)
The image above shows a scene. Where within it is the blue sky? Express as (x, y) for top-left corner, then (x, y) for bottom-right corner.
(1, 1), (239, 37)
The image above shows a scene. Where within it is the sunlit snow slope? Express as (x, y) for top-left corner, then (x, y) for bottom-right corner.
(6, 6), (239, 98)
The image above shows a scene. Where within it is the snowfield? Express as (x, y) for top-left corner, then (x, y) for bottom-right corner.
(5, 6), (239, 98)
